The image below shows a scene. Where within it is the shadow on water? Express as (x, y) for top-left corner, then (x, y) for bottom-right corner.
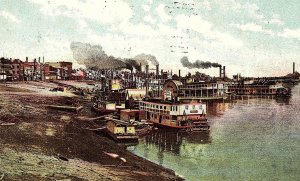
(143, 130), (211, 156)
(207, 95), (291, 117)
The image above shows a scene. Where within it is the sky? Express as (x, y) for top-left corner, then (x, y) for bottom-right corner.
(0, 0), (299, 77)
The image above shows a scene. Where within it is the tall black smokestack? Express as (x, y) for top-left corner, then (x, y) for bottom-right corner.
(26, 57), (28, 62)
(156, 64), (159, 78)
(146, 65), (149, 95)
(223, 66), (226, 78)
(38, 57), (40, 63)
(293, 62), (295, 74)
(179, 69), (181, 78)
(219, 66), (222, 78)
(33, 58), (36, 79)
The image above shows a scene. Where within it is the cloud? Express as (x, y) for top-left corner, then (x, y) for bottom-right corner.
(142, 5), (150, 12)
(0, 10), (20, 23)
(176, 15), (243, 47)
(267, 14), (284, 26)
(279, 28), (300, 40)
(232, 23), (274, 36)
(28, 0), (133, 25)
(156, 4), (171, 22)
(143, 14), (156, 24)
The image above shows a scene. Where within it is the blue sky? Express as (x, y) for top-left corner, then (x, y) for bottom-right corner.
(0, 0), (299, 77)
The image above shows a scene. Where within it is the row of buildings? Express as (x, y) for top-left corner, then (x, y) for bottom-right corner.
(0, 57), (84, 81)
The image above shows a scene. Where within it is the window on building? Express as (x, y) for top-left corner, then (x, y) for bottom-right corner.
(192, 105), (195, 109)
(185, 105), (189, 110)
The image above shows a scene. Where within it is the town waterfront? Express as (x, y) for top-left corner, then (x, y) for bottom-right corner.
(128, 84), (300, 181)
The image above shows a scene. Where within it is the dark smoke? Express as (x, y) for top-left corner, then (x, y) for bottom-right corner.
(180, 56), (221, 69)
(134, 53), (159, 66)
(70, 42), (126, 69)
(124, 59), (141, 71)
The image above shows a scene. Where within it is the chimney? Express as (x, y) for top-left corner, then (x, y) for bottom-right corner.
(33, 58), (36, 79)
(146, 64), (149, 95)
(161, 69), (163, 75)
(43, 56), (44, 63)
(26, 57), (28, 62)
(156, 64), (159, 78)
(219, 66), (222, 78)
(223, 66), (226, 78)
(139, 63), (142, 72)
(38, 57), (41, 63)
(293, 62), (295, 74)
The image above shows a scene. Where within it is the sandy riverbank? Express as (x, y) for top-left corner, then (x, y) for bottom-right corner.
(0, 82), (183, 181)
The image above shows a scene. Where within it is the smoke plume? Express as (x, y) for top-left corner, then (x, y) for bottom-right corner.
(180, 56), (221, 69)
(70, 42), (126, 69)
(123, 59), (141, 71)
(134, 53), (159, 66)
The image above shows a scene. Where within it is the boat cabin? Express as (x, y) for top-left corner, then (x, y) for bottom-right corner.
(106, 117), (136, 135)
(139, 100), (207, 128)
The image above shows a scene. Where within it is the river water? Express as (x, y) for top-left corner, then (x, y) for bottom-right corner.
(128, 84), (300, 181)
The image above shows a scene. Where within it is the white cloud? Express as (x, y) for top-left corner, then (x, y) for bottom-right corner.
(176, 15), (243, 47)
(232, 23), (274, 36)
(0, 10), (20, 23)
(279, 28), (300, 40)
(29, 0), (133, 25)
(143, 14), (156, 24)
(243, 2), (264, 21)
(156, 4), (171, 22)
(142, 5), (150, 12)
(267, 14), (284, 26)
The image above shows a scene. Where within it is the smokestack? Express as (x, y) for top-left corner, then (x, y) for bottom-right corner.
(293, 62), (295, 74)
(146, 64), (149, 95)
(38, 57), (41, 63)
(219, 66), (222, 78)
(33, 58), (36, 79)
(26, 57), (28, 62)
(156, 64), (159, 78)
(223, 66), (226, 78)
(43, 56), (44, 63)
(179, 69), (181, 78)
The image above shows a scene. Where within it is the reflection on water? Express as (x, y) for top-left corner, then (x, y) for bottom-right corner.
(144, 131), (211, 154)
(128, 84), (300, 180)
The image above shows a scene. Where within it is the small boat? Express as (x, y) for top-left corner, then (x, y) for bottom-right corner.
(104, 117), (139, 142)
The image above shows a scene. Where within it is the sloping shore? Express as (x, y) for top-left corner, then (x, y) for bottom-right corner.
(0, 82), (183, 181)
